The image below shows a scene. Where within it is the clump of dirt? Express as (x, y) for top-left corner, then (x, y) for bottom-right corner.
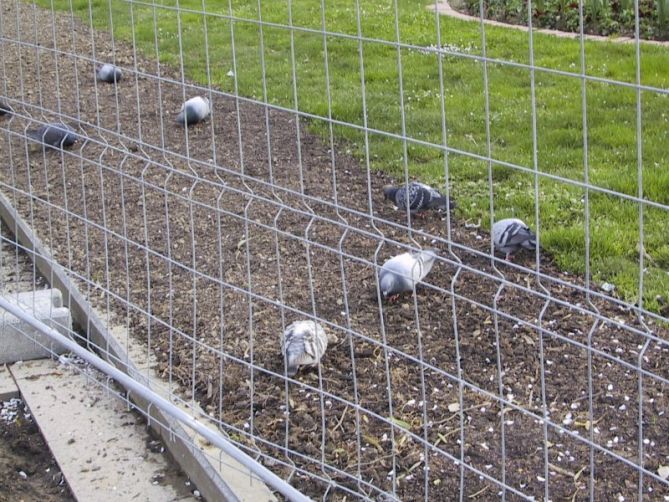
(0, 2), (667, 500)
(0, 397), (73, 502)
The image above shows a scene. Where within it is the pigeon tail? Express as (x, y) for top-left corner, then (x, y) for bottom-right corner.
(286, 364), (299, 377)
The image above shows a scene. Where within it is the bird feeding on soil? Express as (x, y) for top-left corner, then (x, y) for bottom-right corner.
(281, 320), (337, 376)
(492, 218), (537, 261)
(27, 123), (79, 151)
(383, 182), (455, 216)
(379, 248), (438, 302)
(176, 96), (211, 127)
(96, 63), (123, 83)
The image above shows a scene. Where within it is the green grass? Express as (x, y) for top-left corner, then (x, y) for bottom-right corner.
(40, 0), (669, 311)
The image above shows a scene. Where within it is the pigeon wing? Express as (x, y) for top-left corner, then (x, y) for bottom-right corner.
(501, 221), (535, 247)
(282, 321), (327, 374)
(411, 248), (438, 281)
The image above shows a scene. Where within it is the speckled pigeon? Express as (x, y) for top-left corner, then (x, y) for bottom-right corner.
(281, 320), (337, 376)
(383, 182), (454, 214)
(176, 96), (210, 126)
(96, 63), (122, 83)
(379, 248), (438, 300)
(27, 123), (79, 150)
(492, 218), (537, 261)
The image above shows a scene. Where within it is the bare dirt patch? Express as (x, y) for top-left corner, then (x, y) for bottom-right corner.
(0, 397), (73, 502)
(1, 2), (668, 500)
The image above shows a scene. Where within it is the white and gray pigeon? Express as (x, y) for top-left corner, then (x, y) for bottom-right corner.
(492, 218), (537, 260)
(27, 123), (79, 150)
(383, 182), (455, 214)
(176, 96), (210, 126)
(379, 248), (438, 300)
(281, 320), (337, 376)
(96, 63), (122, 83)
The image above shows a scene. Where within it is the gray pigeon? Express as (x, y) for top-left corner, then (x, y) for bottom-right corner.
(176, 96), (210, 126)
(281, 320), (337, 376)
(383, 182), (455, 214)
(96, 63), (122, 83)
(27, 123), (79, 150)
(0, 99), (12, 116)
(379, 248), (438, 300)
(492, 218), (537, 260)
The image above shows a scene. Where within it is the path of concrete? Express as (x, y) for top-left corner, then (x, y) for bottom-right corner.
(4, 359), (197, 502)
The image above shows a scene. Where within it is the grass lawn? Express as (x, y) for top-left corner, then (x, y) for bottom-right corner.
(36, 0), (669, 311)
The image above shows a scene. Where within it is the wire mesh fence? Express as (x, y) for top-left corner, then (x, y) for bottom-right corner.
(1, 0), (668, 500)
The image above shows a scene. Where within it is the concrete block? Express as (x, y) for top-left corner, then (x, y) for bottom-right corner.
(0, 289), (72, 364)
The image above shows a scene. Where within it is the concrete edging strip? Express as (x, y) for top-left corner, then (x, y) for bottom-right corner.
(428, 0), (669, 46)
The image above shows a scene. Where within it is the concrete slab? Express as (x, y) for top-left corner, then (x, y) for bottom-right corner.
(10, 359), (196, 502)
(0, 289), (71, 364)
(0, 364), (19, 401)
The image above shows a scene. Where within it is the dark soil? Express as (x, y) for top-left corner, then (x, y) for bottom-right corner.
(1, 2), (668, 500)
(0, 398), (73, 502)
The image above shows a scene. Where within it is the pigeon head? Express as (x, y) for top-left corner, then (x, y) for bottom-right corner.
(380, 273), (397, 298)
(383, 185), (397, 202)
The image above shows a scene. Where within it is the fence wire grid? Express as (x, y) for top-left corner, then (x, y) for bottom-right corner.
(1, 0), (668, 500)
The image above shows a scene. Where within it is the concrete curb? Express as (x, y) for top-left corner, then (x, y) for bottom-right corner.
(427, 0), (669, 47)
